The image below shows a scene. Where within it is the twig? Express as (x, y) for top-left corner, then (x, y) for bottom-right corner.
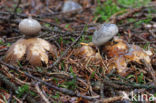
(38, 19), (69, 32)
(0, 72), (36, 103)
(113, 0), (130, 8)
(111, 7), (143, 23)
(0, 73), (17, 92)
(13, 96), (23, 103)
(0, 47), (8, 52)
(132, 32), (156, 49)
(8, 90), (13, 103)
(1, 65), (31, 85)
(13, 0), (22, 16)
(110, 80), (156, 89)
(35, 82), (50, 103)
(149, 30), (156, 39)
(119, 17), (146, 27)
(134, 41), (156, 44)
(117, 7), (143, 20)
(95, 96), (122, 103)
(100, 81), (104, 98)
(10, 0), (22, 19)
(0, 60), (99, 101)
(141, 59), (156, 86)
(103, 76), (156, 90)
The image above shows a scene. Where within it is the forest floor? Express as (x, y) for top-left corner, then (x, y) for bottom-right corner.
(0, 0), (156, 103)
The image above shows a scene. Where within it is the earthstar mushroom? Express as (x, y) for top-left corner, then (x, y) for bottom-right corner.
(5, 17), (57, 66)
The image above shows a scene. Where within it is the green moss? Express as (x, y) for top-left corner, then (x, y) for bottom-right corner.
(95, 0), (123, 22)
(118, 0), (151, 7)
(137, 72), (145, 84)
(94, 0), (151, 22)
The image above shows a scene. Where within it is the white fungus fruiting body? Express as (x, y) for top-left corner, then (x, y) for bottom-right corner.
(19, 17), (41, 36)
(62, 0), (82, 13)
(92, 23), (119, 46)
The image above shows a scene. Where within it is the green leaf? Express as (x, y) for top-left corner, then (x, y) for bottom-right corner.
(17, 61), (23, 68)
(52, 92), (60, 99)
(65, 24), (70, 28)
(94, 0), (151, 22)
(44, 23), (50, 28)
(16, 84), (29, 97)
(137, 72), (144, 84)
(90, 71), (95, 79)
(0, 40), (4, 44)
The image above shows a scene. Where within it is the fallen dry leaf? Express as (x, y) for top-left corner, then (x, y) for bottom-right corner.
(125, 45), (152, 64)
(105, 37), (152, 76)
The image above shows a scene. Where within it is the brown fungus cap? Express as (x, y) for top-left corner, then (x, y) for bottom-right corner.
(19, 17), (41, 36)
(5, 38), (58, 66)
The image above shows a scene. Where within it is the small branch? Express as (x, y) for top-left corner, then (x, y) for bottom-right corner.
(8, 90), (13, 103)
(0, 72), (36, 103)
(13, 96), (23, 103)
(141, 59), (156, 86)
(110, 7), (143, 23)
(95, 96), (122, 103)
(13, 0), (22, 15)
(117, 7), (143, 21)
(10, 0), (22, 19)
(0, 60), (99, 101)
(103, 76), (156, 90)
(100, 81), (104, 98)
(35, 82), (50, 103)
(0, 72), (17, 92)
(113, 0), (132, 9)
(110, 80), (156, 89)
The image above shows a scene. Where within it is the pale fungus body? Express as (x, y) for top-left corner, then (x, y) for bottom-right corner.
(92, 23), (119, 46)
(5, 17), (57, 66)
(62, 0), (82, 13)
(5, 38), (57, 66)
(19, 17), (41, 36)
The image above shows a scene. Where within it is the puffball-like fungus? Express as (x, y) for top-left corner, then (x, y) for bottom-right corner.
(62, 0), (82, 13)
(19, 17), (41, 36)
(92, 23), (119, 46)
(5, 17), (57, 66)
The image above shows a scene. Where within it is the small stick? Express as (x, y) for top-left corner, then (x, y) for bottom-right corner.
(110, 7), (143, 23)
(10, 0), (22, 19)
(95, 96), (122, 103)
(35, 82), (50, 103)
(0, 60), (99, 101)
(13, 96), (23, 103)
(0, 72), (36, 103)
(141, 59), (156, 86)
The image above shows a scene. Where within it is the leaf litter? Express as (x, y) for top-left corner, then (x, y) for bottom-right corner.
(0, 0), (156, 103)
